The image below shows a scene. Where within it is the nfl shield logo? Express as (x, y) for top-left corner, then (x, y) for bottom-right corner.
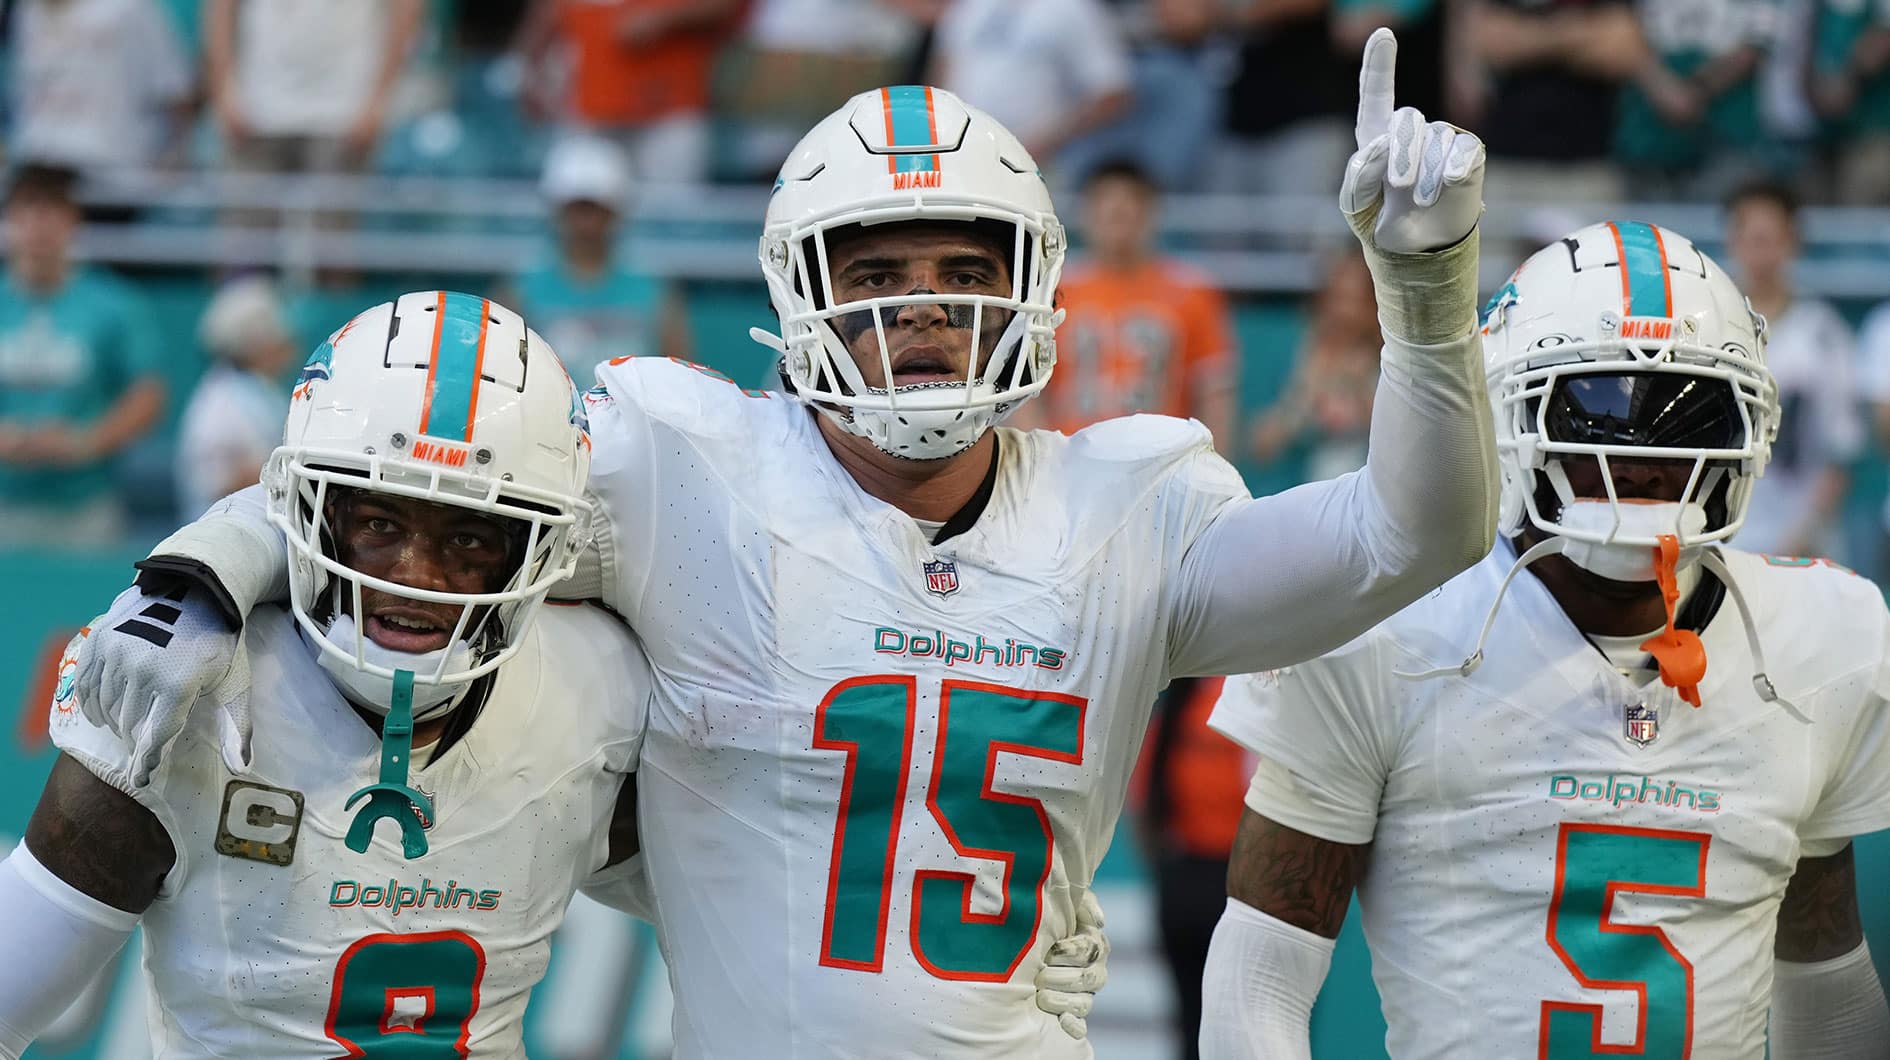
(1624, 703), (1659, 748)
(923, 559), (960, 598)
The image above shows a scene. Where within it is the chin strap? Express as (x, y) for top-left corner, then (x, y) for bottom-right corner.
(1396, 534), (1812, 725)
(1394, 536), (1566, 681)
(345, 669), (437, 859)
(1639, 535), (1706, 707)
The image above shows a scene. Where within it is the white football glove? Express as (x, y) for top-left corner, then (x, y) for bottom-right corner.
(1340, 27), (1486, 345)
(1035, 889), (1109, 1040)
(72, 581), (252, 785)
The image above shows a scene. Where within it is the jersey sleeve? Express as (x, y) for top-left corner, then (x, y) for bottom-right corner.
(1799, 607), (1890, 843)
(584, 356), (780, 617)
(1207, 640), (1399, 846)
(44, 629), (193, 898)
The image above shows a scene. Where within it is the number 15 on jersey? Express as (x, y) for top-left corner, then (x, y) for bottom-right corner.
(813, 676), (1087, 982)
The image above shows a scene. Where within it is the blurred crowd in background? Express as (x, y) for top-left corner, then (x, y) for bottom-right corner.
(6, 2), (1890, 1055)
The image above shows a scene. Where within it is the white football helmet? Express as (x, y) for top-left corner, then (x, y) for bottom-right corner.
(263, 291), (592, 720)
(756, 85), (1065, 460)
(1482, 221), (1779, 575)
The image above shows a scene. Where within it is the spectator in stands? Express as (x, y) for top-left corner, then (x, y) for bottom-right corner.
(721, 0), (921, 179)
(174, 277), (294, 521)
(1011, 160), (1234, 444)
(517, 0), (750, 186)
(1249, 249), (1378, 482)
(1055, 0), (1226, 193)
(1463, 0), (1641, 212)
(6, 0), (192, 179)
(931, 0), (1134, 183)
(1205, 0), (1350, 207)
(1725, 181), (1863, 557)
(1332, 0), (1446, 119)
(206, 0), (424, 185)
(504, 136), (691, 387)
(1129, 675), (1249, 1060)
(1854, 295), (1890, 574)
(1811, 0), (1890, 204)
(0, 164), (164, 547)
(1614, 0), (1777, 197)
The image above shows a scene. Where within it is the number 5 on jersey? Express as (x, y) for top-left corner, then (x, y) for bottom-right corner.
(1541, 823), (1710, 1059)
(814, 676), (1086, 981)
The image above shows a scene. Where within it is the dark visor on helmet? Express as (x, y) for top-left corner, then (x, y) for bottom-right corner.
(1534, 372), (1746, 449)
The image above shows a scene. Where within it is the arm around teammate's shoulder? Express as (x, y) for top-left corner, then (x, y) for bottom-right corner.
(0, 755), (174, 1056)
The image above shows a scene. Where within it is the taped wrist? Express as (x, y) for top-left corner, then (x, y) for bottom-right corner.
(1346, 207), (1481, 347)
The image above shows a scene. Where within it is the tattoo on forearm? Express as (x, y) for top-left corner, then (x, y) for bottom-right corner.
(1227, 810), (1367, 939)
(23, 754), (174, 914)
(1776, 844), (1862, 963)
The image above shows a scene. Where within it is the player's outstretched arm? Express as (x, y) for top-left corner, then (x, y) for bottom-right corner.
(1168, 29), (1496, 678)
(0, 756), (174, 1056)
(1200, 809), (1366, 1059)
(1770, 843), (1890, 1058)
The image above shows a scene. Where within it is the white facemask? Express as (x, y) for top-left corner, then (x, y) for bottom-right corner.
(307, 614), (478, 722)
(1555, 500), (1709, 582)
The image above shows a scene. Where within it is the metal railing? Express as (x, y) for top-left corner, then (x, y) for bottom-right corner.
(67, 169), (1890, 299)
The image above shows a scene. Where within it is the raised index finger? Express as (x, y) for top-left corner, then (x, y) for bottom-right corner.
(1356, 27), (1398, 150)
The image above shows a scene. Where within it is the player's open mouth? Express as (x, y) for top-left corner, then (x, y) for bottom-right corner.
(366, 609), (455, 654)
(891, 347), (958, 387)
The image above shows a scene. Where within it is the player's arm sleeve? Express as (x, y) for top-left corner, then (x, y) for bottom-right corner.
(1166, 326), (1496, 677)
(0, 842), (141, 1059)
(1199, 897), (1334, 1060)
(1772, 943), (1890, 1059)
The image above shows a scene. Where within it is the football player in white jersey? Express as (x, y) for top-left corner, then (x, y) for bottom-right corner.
(66, 30), (1501, 1058)
(1200, 223), (1890, 1059)
(0, 292), (658, 1057)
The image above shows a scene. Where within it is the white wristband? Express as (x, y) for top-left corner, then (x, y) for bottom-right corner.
(1772, 941), (1890, 1060)
(1200, 897), (1335, 1060)
(0, 842), (140, 1058)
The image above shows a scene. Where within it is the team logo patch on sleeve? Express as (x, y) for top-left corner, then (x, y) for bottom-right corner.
(216, 780), (306, 866)
(1624, 702), (1659, 748)
(923, 559), (959, 597)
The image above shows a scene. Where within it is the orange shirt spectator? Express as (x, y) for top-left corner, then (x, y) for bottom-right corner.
(1131, 675), (1249, 859)
(558, 0), (731, 126)
(1022, 161), (1235, 443)
(519, 0), (748, 184)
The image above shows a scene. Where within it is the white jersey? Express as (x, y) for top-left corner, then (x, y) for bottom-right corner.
(48, 603), (650, 1058)
(582, 355), (1446, 1058)
(1211, 545), (1890, 1060)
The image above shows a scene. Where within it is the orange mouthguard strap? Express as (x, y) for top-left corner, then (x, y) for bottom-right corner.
(1639, 534), (1705, 707)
